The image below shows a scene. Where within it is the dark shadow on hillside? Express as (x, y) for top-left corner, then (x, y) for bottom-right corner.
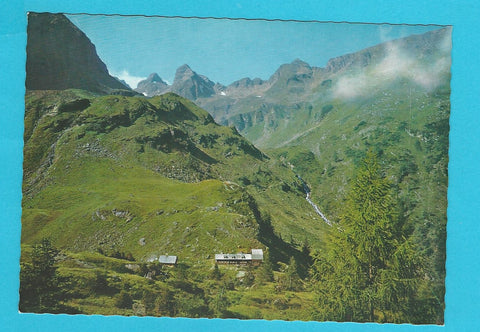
(244, 193), (310, 278)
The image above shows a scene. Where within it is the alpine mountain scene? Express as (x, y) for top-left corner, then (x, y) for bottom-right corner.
(20, 13), (451, 324)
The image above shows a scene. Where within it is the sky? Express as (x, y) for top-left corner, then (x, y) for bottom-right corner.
(67, 14), (443, 89)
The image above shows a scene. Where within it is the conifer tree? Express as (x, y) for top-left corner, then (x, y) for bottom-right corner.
(211, 263), (222, 280)
(210, 286), (230, 318)
(20, 238), (60, 312)
(285, 256), (301, 291)
(310, 151), (426, 322)
(256, 249), (274, 283)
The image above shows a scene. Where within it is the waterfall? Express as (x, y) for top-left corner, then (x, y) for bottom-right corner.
(297, 175), (332, 226)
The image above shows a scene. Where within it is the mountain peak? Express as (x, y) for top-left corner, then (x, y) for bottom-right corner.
(268, 58), (313, 84)
(146, 73), (165, 83)
(135, 73), (169, 96)
(291, 58), (311, 67)
(26, 12), (131, 94)
(171, 65), (215, 100)
(175, 64), (194, 77)
(173, 64), (198, 85)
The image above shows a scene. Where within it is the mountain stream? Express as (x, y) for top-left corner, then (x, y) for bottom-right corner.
(297, 175), (332, 226)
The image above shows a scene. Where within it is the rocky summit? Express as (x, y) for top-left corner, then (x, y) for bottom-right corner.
(26, 13), (134, 95)
(135, 73), (169, 96)
(170, 64), (216, 100)
(136, 65), (217, 99)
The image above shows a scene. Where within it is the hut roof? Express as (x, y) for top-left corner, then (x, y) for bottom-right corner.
(251, 249), (264, 260)
(159, 255), (177, 264)
(215, 253), (252, 261)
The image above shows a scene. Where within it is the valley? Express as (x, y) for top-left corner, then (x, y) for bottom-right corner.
(20, 12), (450, 324)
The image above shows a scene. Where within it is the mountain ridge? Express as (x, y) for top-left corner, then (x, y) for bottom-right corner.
(26, 12), (136, 95)
(134, 27), (450, 103)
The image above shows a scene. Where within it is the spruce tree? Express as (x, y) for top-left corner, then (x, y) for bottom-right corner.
(285, 256), (301, 291)
(342, 150), (396, 321)
(19, 238), (60, 312)
(211, 263), (222, 280)
(256, 250), (274, 283)
(210, 287), (230, 318)
(310, 151), (426, 322)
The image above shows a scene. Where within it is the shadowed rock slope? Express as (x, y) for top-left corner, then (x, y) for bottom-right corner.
(26, 13), (133, 95)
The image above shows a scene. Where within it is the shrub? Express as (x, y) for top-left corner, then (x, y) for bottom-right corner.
(115, 290), (133, 309)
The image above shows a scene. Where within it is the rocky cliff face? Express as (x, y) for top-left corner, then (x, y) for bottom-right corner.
(325, 50), (378, 74)
(135, 73), (169, 96)
(169, 64), (216, 100)
(137, 65), (217, 99)
(26, 12), (132, 94)
(269, 59), (313, 83)
(324, 27), (450, 74)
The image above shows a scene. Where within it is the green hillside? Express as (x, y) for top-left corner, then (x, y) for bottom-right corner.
(191, 28), (449, 323)
(194, 28), (450, 300)
(20, 85), (446, 322)
(21, 89), (333, 319)
(20, 14), (449, 322)
(22, 90), (331, 260)
(270, 76), (449, 283)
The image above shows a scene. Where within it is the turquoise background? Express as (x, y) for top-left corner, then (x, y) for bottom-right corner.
(1, 1), (478, 331)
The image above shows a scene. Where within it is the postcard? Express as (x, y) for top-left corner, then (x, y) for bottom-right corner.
(19, 12), (451, 325)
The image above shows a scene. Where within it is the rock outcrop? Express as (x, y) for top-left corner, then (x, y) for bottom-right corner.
(135, 73), (169, 96)
(169, 64), (216, 100)
(26, 12), (132, 94)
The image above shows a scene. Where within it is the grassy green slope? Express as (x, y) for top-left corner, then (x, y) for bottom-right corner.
(22, 159), (261, 260)
(273, 78), (450, 214)
(22, 90), (329, 266)
(267, 77), (449, 288)
(199, 31), (451, 289)
(21, 243), (316, 319)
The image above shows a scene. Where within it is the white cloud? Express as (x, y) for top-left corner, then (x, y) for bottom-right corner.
(374, 44), (413, 78)
(332, 33), (451, 99)
(439, 28), (453, 54)
(378, 25), (394, 43)
(374, 41), (450, 91)
(111, 70), (146, 89)
(333, 73), (369, 99)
